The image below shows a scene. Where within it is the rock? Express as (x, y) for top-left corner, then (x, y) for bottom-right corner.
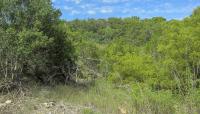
(0, 103), (6, 107)
(5, 100), (12, 104)
(43, 103), (49, 108)
(118, 106), (127, 114)
(49, 101), (56, 106)
(42, 102), (56, 108)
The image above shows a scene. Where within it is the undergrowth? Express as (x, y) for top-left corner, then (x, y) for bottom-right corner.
(10, 79), (199, 114)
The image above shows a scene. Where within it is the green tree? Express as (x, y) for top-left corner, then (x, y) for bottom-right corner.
(0, 0), (76, 84)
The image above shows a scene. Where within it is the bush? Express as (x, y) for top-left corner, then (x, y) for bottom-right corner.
(131, 84), (176, 114)
(0, 0), (76, 85)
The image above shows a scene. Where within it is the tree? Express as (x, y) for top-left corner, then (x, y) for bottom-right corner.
(0, 0), (76, 84)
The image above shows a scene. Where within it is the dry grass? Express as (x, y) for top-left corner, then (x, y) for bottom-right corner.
(0, 79), (199, 114)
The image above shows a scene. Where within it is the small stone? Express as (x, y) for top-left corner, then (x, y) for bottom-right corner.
(43, 103), (48, 105)
(0, 103), (6, 107)
(49, 101), (56, 106)
(118, 107), (127, 114)
(5, 100), (12, 104)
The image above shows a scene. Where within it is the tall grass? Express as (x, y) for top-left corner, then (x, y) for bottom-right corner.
(15, 79), (200, 114)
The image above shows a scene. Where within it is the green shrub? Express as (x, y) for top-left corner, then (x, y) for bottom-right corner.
(131, 84), (176, 114)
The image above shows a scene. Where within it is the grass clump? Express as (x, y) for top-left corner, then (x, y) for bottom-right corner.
(12, 79), (198, 114)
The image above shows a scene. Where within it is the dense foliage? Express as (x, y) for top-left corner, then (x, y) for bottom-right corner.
(67, 7), (200, 95)
(0, 0), (76, 84)
(0, 0), (200, 113)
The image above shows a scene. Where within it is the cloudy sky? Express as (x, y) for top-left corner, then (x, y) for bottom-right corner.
(52, 0), (200, 20)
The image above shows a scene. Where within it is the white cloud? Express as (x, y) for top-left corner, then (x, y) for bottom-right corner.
(80, 4), (95, 9)
(71, 10), (80, 15)
(87, 10), (96, 15)
(55, 0), (200, 20)
(100, 0), (152, 3)
(101, 0), (129, 3)
(99, 7), (113, 13)
(65, 0), (81, 4)
(122, 7), (146, 14)
(64, 6), (73, 10)
(73, 0), (81, 4)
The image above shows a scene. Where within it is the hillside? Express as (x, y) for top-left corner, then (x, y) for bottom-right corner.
(0, 0), (200, 114)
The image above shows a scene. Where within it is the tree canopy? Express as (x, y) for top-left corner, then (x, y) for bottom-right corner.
(0, 0), (76, 84)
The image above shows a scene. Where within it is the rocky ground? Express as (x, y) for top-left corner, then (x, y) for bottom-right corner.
(0, 90), (99, 114)
(0, 98), (97, 114)
(0, 80), (129, 114)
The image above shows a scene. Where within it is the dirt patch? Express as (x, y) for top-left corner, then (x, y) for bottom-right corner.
(32, 101), (96, 114)
(0, 95), (98, 114)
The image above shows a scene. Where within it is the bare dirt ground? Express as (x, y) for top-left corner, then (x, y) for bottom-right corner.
(0, 97), (96, 114)
(0, 91), (97, 114)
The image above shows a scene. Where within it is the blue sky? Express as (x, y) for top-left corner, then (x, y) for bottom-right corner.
(52, 0), (200, 20)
